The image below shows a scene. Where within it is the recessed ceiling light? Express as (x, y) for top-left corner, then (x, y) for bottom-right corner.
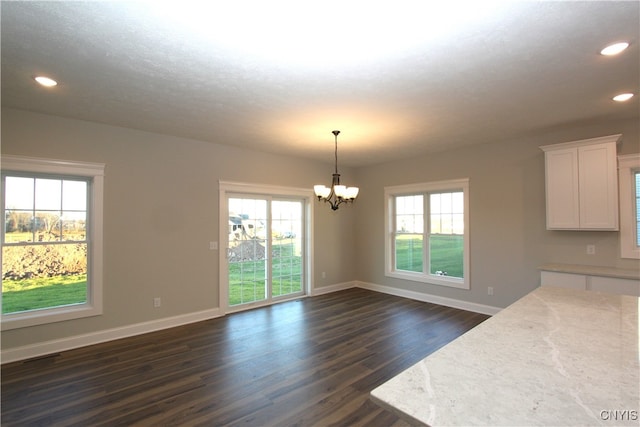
(600, 42), (629, 56)
(612, 93), (634, 102)
(34, 76), (58, 87)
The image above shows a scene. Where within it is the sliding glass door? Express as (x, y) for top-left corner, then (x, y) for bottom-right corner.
(226, 194), (305, 309)
(228, 196), (268, 305)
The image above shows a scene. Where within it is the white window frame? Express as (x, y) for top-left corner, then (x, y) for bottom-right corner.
(618, 153), (640, 259)
(384, 178), (470, 289)
(1, 155), (104, 330)
(218, 181), (314, 315)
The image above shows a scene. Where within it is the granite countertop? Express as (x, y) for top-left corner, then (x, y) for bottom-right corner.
(370, 286), (639, 426)
(539, 263), (640, 280)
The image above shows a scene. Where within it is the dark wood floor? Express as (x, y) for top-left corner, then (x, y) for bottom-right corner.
(1, 288), (489, 426)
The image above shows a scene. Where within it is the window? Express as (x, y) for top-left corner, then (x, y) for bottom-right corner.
(618, 154), (640, 259)
(1, 156), (104, 330)
(219, 181), (312, 314)
(385, 179), (469, 289)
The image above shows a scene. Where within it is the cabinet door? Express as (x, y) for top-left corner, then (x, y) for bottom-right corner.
(545, 148), (580, 229)
(589, 276), (640, 296)
(578, 143), (618, 230)
(540, 271), (587, 290)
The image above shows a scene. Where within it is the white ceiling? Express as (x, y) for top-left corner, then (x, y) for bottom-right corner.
(2, 1), (638, 167)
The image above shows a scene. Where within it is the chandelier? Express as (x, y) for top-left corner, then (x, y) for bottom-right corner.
(314, 130), (359, 210)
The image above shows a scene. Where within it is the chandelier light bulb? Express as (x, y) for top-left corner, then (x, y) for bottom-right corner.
(345, 187), (360, 199)
(314, 185), (331, 199)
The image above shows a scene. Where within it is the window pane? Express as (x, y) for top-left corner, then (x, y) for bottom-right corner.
(430, 214), (441, 234)
(62, 180), (87, 211)
(397, 214), (424, 233)
(35, 211), (62, 241)
(272, 200), (300, 239)
(440, 193), (452, 214)
(5, 177), (34, 210)
(272, 200), (303, 298)
(452, 213), (464, 235)
(452, 192), (463, 213)
(4, 210), (35, 243)
(228, 197), (268, 306)
(430, 191), (463, 235)
(430, 194), (440, 214)
(442, 215), (453, 234)
(396, 195), (423, 233)
(35, 179), (62, 210)
(395, 234), (423, 272)
(4, 177), (87, 244)
(396, 195), (423, 215)
(429, 191), (464, 278)
(2, 243), (88, 314)
(62, 212), (87, 241)
(430, 234), (464, 278)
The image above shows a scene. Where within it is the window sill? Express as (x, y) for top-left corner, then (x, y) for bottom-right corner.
(386, 270), (469, 290)
(1, 303), (102, 331)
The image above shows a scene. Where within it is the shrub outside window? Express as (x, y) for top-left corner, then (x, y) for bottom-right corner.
(385, 179), (469, 289)
(1, 156), (104, 330)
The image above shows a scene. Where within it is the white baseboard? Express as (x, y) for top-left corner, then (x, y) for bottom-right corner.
(355, 281), (502, 316)
(1, 308), (222, 364)
(2, 282), (500, 364)
(311, 281), (357, 296)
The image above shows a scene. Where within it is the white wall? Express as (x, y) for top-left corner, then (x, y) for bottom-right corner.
(0, 108), (358, 351)
(354, 116), (640, 309)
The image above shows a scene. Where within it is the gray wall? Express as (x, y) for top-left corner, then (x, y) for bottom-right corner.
(1, 108), (357, 349)
(354, 116), (640, 308)
(1, 108), (638, 351)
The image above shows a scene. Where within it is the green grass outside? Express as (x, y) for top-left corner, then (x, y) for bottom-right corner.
(2, 274), (87, 314)
(229, 241), (302, 306)
(2, 236), (464, 313)
(395, 234), (464, 278)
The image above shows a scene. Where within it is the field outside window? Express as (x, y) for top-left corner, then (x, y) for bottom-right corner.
(3, 176), (89, 314)
(385, 179), (469, 289)
(1, 155), (104, 330)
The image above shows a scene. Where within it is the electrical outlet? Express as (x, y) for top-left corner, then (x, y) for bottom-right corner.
(322, 271), (326, 279)
(587, 244), (596, 255)
(153, 297), (161, 308)
(487, 287), (494, 296)
(209, 241), (218, 250)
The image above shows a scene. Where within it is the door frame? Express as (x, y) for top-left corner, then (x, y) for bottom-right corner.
(218, 180), (314, 315)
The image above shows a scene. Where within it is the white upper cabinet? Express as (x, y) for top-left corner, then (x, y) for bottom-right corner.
(540, 134), (621, 230)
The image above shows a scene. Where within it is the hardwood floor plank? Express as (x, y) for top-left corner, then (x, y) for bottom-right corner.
(2, 288), (489, 426)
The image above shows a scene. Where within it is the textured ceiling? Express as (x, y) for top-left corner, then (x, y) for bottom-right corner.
(2, 1), (639, 167)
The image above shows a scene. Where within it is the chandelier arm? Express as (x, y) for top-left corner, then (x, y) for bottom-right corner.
(327, 185), (336, 202)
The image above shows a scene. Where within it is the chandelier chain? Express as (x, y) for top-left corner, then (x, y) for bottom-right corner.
(333, 130), (340, 174)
